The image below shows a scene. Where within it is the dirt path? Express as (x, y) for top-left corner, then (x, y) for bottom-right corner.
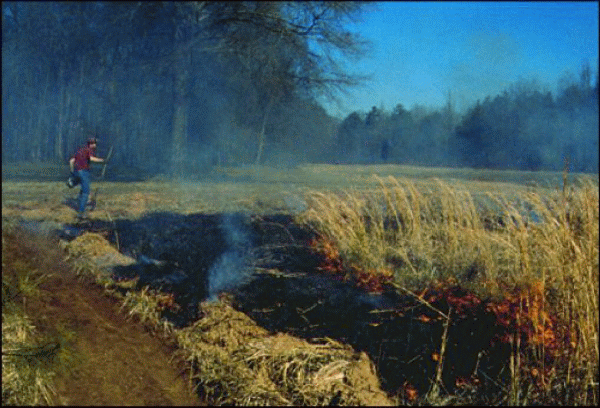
(3, 228), (202, 406)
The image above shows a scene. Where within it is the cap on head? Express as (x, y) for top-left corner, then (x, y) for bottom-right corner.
(87, 137), (98, 146)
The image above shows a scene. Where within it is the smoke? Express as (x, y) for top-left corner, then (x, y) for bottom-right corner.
(206, 213), (253, 301)
(283, 193), (308, 214)
(447, 30), (523, 113)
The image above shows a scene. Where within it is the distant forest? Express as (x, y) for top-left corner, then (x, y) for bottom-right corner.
(3, 2), (598, 176)
(336, 70), (598, 173)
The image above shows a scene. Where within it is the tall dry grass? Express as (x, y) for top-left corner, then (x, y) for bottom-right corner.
(299, 175), (598, 404)
(2, 227), (57, 405)
(2, 311), (57, 405)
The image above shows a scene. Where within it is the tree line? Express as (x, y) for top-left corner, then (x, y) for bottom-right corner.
(335, 66), (598, 173)
(2, 1), (370, 177)
(3, 2), (597, 176)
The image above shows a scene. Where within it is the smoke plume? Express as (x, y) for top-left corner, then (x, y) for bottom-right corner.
(206, 214), (253, 301)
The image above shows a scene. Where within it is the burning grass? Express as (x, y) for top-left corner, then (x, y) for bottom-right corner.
(50, 222), (393, 405)
(299, 175), (599, 404)
(3, 164), (598, 405)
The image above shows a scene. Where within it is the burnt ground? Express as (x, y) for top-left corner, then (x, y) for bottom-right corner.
(3, 171), (593, 405)
(2, 227), (203, 406)
(7, 210), (532, 404)
(73, 211), (516, 403)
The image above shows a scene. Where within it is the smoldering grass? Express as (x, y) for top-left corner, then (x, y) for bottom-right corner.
(4, 166), (597, 405)
(207, 213), (255, 300)
(299, 174), (598, 405)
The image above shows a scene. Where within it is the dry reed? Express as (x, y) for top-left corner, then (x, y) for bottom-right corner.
(299, 175), (598, 405)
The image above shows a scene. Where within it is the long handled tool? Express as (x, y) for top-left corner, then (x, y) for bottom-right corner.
(88, 146), (113, 212)
(100, 145), (113, 180)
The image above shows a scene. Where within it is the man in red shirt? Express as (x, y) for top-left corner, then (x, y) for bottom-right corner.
(68, 137), (106, 220)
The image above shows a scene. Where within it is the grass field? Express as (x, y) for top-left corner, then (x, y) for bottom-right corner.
(3, 163), (593, 218)
(2, 163), (598, 405)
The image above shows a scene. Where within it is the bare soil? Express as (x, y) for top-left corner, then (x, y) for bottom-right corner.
(2, 228), (203, 406)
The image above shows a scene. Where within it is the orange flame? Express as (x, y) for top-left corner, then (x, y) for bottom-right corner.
(311, 236), (394, 292)
(312, 236), (570, 389)
(402, 382), (418, 402)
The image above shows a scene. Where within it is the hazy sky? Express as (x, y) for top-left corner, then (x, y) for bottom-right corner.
(321, 1), (599, 119)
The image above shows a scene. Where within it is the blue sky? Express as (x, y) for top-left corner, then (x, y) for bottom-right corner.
(322, 1), (599, 118)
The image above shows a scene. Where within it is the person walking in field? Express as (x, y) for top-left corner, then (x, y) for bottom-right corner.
(68, 137), (106, 220)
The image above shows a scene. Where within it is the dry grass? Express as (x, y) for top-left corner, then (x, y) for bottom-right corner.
(1, 311), (57, 406)
(175, 297), (394, 406)
(3, 164), (598, 405)
(299, 174), (598, 405)
(62, 232), (136, 288)
(2, 227), (57, 406)
(119, 287), (177, 335)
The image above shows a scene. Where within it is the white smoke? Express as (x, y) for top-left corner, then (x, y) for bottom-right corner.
(207, 214), (253, 301)
(283, 192), (307, 214)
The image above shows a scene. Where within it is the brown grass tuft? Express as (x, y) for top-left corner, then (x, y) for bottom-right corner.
(175, 297), (394, 406)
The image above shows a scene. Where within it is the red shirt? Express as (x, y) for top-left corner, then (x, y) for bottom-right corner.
(72, 146), (96, 170)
